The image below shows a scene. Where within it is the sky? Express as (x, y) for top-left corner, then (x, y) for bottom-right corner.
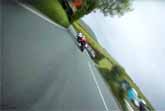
(83, 1), (165, 110)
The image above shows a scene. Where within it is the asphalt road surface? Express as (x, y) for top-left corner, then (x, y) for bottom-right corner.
(1, 0), (120, 111)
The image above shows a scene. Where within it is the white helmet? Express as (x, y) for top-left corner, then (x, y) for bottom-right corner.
(78, 32), (83, 38)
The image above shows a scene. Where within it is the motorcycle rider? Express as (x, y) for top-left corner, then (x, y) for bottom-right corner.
(77, 32), (86, 45)
(77, 32), (87, 51)
(139, 99), (146, 111)
(77, 32), (83, 42)
(80, 36), (87, 46)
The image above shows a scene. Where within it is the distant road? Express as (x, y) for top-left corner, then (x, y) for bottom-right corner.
(1, 0), (120, 111)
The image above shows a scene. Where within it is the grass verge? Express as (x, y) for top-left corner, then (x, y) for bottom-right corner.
(73, 20), (155, 111)
(27, 0), (70, 27)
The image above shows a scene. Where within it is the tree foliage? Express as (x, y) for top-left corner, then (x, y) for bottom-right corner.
(95, 0), (132, 16)
(71, 0), (97, 21)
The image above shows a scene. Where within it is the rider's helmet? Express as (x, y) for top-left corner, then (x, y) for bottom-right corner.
(78, 32), (83, 38)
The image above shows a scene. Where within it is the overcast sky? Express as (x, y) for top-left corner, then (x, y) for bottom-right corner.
(83, 1), (165, 110)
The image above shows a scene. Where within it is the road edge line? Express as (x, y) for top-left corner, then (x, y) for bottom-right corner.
(88, 62), (109, 111)
(124, 99), (134, 111)
(16, 1), (67, 31)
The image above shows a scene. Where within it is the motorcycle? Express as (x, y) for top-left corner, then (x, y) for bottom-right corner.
(80, 42), (88, 52)
(76, 34), (88, 52)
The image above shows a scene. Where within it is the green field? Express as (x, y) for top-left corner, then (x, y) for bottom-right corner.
(28, 0), (70, 27)
(73, 21), (155, 111)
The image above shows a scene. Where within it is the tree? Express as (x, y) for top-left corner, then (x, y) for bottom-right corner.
(71, 0), (97, 21)
(95, 0), (132, 16)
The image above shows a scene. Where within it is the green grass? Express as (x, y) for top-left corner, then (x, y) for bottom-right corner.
(73, 20), (155, 111)
(29, 0), (70, 27)
(97, 58), (113, 70)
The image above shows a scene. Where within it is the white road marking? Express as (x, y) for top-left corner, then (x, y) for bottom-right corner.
(124, 99), (134, 111)
(16, 1), (67, 30)
(88, 62), (109, 111)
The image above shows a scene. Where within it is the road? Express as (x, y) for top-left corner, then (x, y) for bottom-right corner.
(1, 0), (120, 111)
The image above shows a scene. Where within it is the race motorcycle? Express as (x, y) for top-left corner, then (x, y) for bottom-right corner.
(77, 33), (88, 52)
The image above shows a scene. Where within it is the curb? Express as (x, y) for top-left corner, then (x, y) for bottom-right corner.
(67, 25), (77, 37)
(124, 99), (134, 111)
